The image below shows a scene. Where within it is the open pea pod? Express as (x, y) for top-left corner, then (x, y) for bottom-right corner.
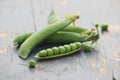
(35, 42), (82, 59)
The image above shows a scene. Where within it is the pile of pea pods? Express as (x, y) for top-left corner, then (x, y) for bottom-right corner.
(14, 10), (100, 63)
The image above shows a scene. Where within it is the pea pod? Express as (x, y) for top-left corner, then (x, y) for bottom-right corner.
(44, 31), (94, 44)
(13, 28), (89, 46)
(18, 15), (79, 59)
(35, 42), (82, 59)
(14, 31), (94, 47)
(14, 10), (89, 47)
(48, 9), (87, 33)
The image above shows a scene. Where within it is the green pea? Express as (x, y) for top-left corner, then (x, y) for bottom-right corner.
(52, 47), (59, 55)
(58, 46), (65, 54)
(74, 42), (82, 48)
(70, 43), (77, 50)
(101, 23), (108, 31)
(28, 59), (36, 68)
(64, 45), (71, 52)
(84, 44), (92, 52)
(38, 50), (47, 57)
(95, 24), (99, 28)
(46, 49), (53, 56)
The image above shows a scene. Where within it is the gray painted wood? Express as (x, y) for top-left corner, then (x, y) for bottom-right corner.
(0, 0), (120, 80)
(0, 0), (35, 33)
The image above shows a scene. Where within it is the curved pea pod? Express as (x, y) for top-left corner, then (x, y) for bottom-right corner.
(18, 15), (79, 59)
(48, 9), (87, 33)
(43, 31), (94, 44)
(14, 31), (94, 47)
(35, 42), (82, 59)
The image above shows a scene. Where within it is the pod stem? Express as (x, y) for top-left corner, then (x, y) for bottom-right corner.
(66, 15), (79, 23)
(91, 23), (99, 35)
(91, 23), (100, 45)
(95, 24), (99, 37)
(85, 32), (94, 40)
(72, 10), (80, 26)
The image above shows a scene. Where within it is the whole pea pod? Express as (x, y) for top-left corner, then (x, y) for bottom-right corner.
(35, 42), (82, 59)
(48, 9), (87, 33)
(18, 15), (79, 59)
(14, 31), (94, 47)
(44, 31), (94, 44)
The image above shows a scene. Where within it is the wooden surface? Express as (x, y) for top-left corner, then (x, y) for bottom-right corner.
(0, 0), (120, 80)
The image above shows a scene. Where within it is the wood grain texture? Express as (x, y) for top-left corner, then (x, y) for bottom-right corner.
(0, 0), (35, 33)
(0, 0), (120, 80)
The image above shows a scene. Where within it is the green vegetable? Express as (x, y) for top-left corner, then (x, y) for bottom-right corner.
(52, 47), (59, 55)
(84, 44), (92, 52)
(44, 31), (95, 44)
(38, 50), (47, 57)
(64, 45), (71, 52)
(58, 46), (66, 54)
(101, 23), (108, 31)
(75, 42), (82, 48)
(28, 60), (36, 68)
(69, 43), (77, 50)
(46, 49), (53, 56)
(18, 15), (79, 59)
(14, 31), (95, 47)
(14, 10), (89, 47)
(35, 42), (82, 59)
(48, 9), (87, 33)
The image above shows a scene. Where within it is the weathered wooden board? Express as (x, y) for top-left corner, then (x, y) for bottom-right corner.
(0, 0), (120, 80)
